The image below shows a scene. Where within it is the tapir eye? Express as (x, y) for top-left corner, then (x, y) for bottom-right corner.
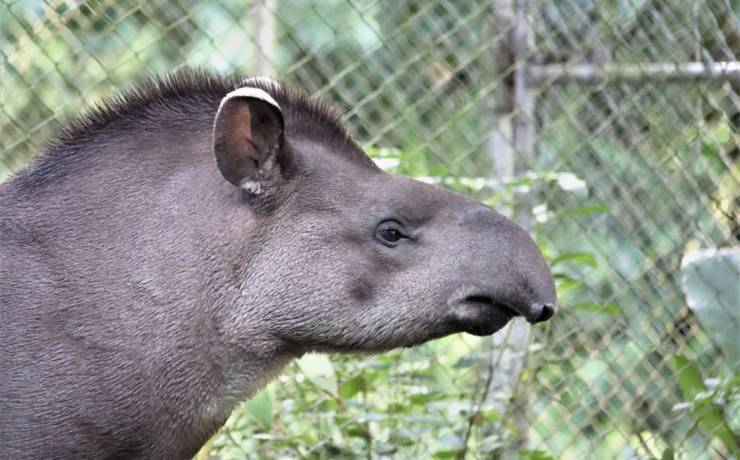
(375, 221), (407, 247)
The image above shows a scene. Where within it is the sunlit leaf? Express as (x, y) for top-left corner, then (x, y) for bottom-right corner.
(555, 276), (581, 293)
(673, 354), (705, 398)
(518, 448), (557, 460)
(339, 375), (367, 399)
(673, 354), (739, 454)
(552, 252), (598, 268)
(557, 204), (609, 217)
(432, 448), (460, 459)
(297, 353), (338, 398)
(571, 303), (621, 314)
(244, 385), (273, 431)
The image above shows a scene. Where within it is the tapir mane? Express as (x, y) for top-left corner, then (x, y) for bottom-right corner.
(17, 68), (377, 190)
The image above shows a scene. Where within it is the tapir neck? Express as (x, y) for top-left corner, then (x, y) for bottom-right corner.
(1, 126), (295, 458)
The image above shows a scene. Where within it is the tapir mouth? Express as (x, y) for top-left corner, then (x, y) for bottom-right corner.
(464, 295), (520, 317)
(450, 294), (521, 337)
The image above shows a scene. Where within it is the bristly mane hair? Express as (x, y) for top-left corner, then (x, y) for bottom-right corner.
(45, 67), (376, 170)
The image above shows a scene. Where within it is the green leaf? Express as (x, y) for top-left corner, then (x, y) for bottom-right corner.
(244, 386), (273, 431)
(297, 353), (338, 398)
(432, 449), (460, 459)
(518, 448), (557, 460)
(557, 204), (609, 217)
(339, 375), (367, 399)
(552, 252), (598, 268)
(409, 392), (435, 405)
(572, 303), (621, 314)
(345, 422), (370, 440)
(660, 447), (674, 460)
(693, 401), (739, 454)
(555, 276), (581, 293)
(673, 354), (740, 454)
(389, 430), (416, 446)
(712, 123), (731, 144)
(673, 354), (705, 398)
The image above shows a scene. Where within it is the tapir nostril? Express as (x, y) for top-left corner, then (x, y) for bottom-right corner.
(529, 302), (556, 324)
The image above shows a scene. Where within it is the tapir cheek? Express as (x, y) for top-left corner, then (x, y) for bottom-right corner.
(348, 277), (375, 303)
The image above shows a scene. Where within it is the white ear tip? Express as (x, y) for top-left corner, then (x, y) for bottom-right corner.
(219, 87), (280, 112)
(242, 76), (280, 88)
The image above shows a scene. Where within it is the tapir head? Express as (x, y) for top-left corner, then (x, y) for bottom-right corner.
(212, 80), (556, 353)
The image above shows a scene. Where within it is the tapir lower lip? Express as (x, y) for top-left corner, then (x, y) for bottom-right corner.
(450, 295), (520, 336)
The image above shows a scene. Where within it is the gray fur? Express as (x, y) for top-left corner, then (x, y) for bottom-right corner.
(0, 69), (556, 459)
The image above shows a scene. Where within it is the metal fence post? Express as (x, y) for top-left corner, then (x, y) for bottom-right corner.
(250, 0), (276, 76)
(487, 0), (536, 451)
(487, 0), (514, 181)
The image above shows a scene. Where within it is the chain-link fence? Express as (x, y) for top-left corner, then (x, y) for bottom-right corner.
(2, 0), (738, 459)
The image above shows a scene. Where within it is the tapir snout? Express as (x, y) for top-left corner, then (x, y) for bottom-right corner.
(446, 204), (557, 335)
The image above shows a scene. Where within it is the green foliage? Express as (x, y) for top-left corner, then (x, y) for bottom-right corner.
(244, 385), (273, 432)
(673, 355), (739, 456)
(297, 353), (338, 398)
(212, 335), (503, 459)
(518, 449), (557, 460)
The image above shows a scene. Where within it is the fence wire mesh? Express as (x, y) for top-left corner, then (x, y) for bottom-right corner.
(1, 0), (738, 459)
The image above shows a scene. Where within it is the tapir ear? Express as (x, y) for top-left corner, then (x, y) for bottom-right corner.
(213, 87), (285, 193)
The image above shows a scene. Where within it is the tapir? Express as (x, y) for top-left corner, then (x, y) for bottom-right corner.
(0, 70), (556, 459)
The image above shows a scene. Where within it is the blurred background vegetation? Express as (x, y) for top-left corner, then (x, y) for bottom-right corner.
(1, 0), (738, 458)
